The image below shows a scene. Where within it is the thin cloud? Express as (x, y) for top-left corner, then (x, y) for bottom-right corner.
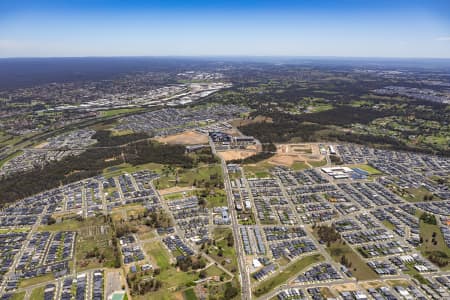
(436, 37), (450, 41)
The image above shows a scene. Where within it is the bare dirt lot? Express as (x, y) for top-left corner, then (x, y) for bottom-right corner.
(218, 150), (257, 161)
(158, 186), (195, 196)
(155, 131), (208, 145)
(267, 143), (325, 167)
(333, 283), (359, 292)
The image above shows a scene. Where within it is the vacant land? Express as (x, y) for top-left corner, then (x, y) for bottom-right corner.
(144, 241), (171, 270)
(154, 164), (223, 190)
(265, 143), (325, 167)
(218, 150), (257, 161)
(405, 187), (437, 203)
(419, 221), (450, 270)
(75, 224), (117, 271)
(205, 228), (238, 273)
(326, 241), (378, 281)
(19, 274), (54, 288)
(155, 131), (208, 145)
(253, 253), (324, 297)
(183, 288), (198, 300)
(30, 286), (45, 300)
(243, 161), (273, 178)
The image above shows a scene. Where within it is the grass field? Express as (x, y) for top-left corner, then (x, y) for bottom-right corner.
(9, 292), (25, 300)
(19, 273), (54, 288)
(141, 241), (198, 296)
(404, 187), (436, 203)
(144, 241), (171, 270)
(133, 289), (178, 300)
(326, 240), (378, 281)
(163, 190), (195, 201)
(205, 265), (228, 278)
(206, 228), (238, 273)
(30, 286), (45, 300)
(39, 216), (118, 271)
(291, 161), (310, 170)
(419, 221), (450, 270)
(308, 103), (334, 113)
(352, 164), (383, 175)
(38, 215), (105, 232)
(253, 254), (324, 297)
(183, 288), (198, 300)
(75, 226), (117, 271)
(0, 227), (30, 234)
(382, 220), (396, 231)
(243, 162), (273, 178)
(204, 189), (227, 208)
(155, 164), (223, 189)
(308, 159), (327, 168)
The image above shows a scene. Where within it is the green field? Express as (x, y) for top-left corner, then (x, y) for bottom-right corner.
(243, 162), (273, 178)
(75, 226), (117, 270)
(326, 240), (378, 281)
(291, 161), (310, 170)
(38, 215), (105, 232)
(145, 241), (171, 270)
(141, 241), (199, 297)
(205, 265), (228, 278)
(204, 189), (227, 208)
(8, 292), (25, 300)
(19, 273), (54, 288)
(308, 103), (333, 113)
(155, 164), (223, 189)
(206, 228), (238, 273)
(308, 159), (327, 168)
(352, 164), (382, 175)
(183, 288), (198, 300)
(419, 221), (450, 270)
(0, 227), (30, 234)
(404, 187), (437, 203)
(30, 286), (45, 300)
(382, 220), (396, 231)
(253, 254), (324, 297)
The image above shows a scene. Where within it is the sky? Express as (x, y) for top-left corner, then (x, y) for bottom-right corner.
(0, 0), (450, 58)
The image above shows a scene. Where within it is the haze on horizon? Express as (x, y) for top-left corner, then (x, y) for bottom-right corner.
(0, 0), (450, 58)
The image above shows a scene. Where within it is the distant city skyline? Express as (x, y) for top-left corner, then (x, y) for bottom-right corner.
(1, 0), (450, 58)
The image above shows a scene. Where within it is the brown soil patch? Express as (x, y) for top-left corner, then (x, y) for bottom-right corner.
(266, 143), (324, 167)
(155, 131), (208, 145)
(34, 142), (49, 149)
(360, 281), (385, 289)
(158, 186), (195, 196)
(218, 150), (257, 161)
(333, 283), (358, 292)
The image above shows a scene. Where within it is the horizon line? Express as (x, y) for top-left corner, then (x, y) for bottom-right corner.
(1, 55), (450, 60)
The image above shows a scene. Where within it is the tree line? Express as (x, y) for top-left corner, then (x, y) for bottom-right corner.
(0, 131), (198, 206)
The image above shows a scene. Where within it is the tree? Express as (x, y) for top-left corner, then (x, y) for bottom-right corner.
(224, 283), (238, 298)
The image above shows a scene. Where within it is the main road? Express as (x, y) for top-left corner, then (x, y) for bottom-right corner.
(209, 138), (252, 300)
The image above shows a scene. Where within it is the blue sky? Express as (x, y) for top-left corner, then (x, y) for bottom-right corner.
(0, 0), (449, 58)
